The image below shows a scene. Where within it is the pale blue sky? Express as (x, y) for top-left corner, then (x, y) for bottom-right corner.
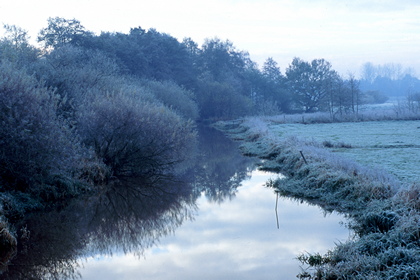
(1, 0), (420, 77)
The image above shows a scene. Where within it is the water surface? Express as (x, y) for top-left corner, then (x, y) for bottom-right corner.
(3, 126), (350, 279)
(79, 170), (349, 279)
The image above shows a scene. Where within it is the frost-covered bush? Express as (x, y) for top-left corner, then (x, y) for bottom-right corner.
(0, 39), (39, 70)
(77, 91), (197, 178)
(34, 45), (121, 118)
(0, 61), (85, 193)
(141, 79), (199, 120)
(196, 77), (253, 120)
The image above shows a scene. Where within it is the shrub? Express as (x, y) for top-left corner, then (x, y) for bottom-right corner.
(0, 61), (85, 193)
(142, 79), (199, 120)
(196, 78), (253, 120)
(0, 37), (39, 70)
(34, 45), (121, 118)
(77, 91), (197, 178)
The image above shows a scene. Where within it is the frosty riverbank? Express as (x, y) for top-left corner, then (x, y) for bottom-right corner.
(214, 117), (420, 279)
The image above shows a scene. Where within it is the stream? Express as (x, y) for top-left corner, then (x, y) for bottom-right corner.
(3, 126), (350, 279)
(79, 170), (350, 280)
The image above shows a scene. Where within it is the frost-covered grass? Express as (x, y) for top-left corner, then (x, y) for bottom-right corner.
(245, 118), (420, 184)
(213, 117), (420, 279)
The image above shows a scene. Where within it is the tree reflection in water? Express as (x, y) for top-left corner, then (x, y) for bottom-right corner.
(1, 126), (256, 279)
(191, 125), (254, 203)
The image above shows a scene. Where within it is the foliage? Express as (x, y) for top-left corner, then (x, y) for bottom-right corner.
(0, 26), (200, 225)
(196, 76), (254, 120)
(197, 38), (250, 83)
(2, 24), (30, 47)
(34, 17), (373, 119)
(286, 58), (340, 112)
(0, 61), (85, 193)
(35, 45), (120, 98)
(38, 17), (91, 49)
(0, 27), (39, 69)
(141, 79), (199, 120)
(72, 27), (196, 87)
(244, 57), (291, 114)
(77, 92), (197, 178)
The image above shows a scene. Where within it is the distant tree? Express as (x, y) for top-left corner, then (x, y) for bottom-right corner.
(286, 57), (339, 112)
(73, 28), (196, 88)
(182, 37), (199, 56)
(198, 38), (249, 82)
(407, 92), (420, 113)
(196, 75), (253, 119)
(38, 17), (90, 49)
(361, 62), (407, 82)
(330, 77), (356, 116)
(379, 63), (403, 80)
(263, 57), (282, 82)
(142, 29), (196, 85)
(400, 74), (420, 95)
(192, 38), (256, 119)
(259, 57), (290, 113)
(361, 62), (377, 83)
(347, 73), (361, 114)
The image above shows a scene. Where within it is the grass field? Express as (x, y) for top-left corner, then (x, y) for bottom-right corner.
(263, 119), (420, 183)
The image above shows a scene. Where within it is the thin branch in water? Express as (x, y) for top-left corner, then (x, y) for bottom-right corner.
(275, 191), (279, 229)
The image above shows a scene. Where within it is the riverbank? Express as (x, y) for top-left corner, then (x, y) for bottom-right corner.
(213, 118), (420, 279)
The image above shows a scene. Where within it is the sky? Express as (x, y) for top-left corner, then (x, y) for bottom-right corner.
(1, 0), (420, 77)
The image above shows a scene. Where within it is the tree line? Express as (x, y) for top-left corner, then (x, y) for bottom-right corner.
(360, 62), (420, 109)
(33, 17), (387, 117)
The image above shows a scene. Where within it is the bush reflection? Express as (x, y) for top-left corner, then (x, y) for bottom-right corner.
(2, 126), (255, 279)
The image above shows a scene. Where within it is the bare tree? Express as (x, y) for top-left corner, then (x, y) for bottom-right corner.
(347, 73), (361, 115)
